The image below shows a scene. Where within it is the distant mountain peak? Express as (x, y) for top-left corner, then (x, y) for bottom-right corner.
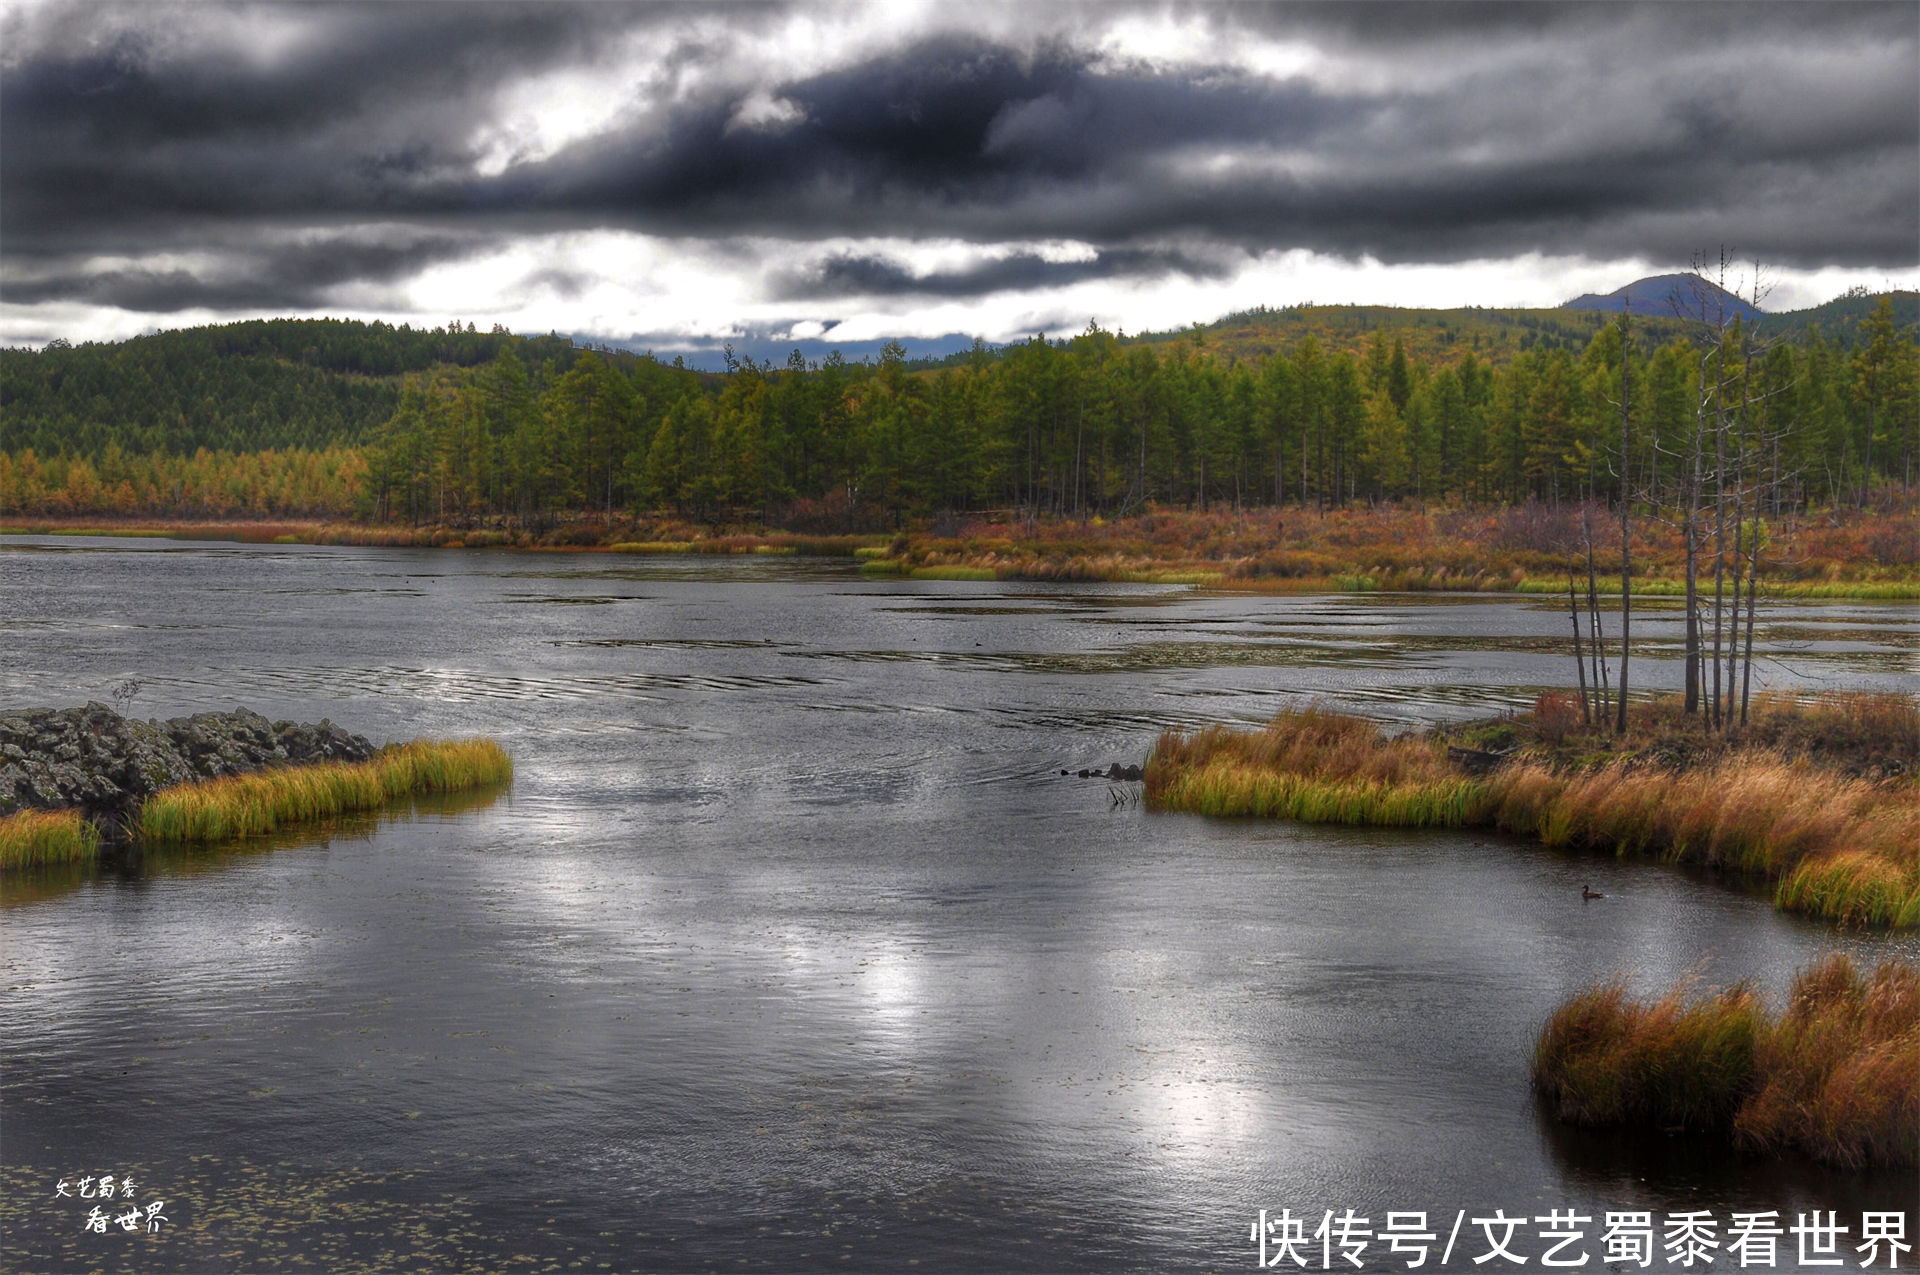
(1564, 273), (1764, 319)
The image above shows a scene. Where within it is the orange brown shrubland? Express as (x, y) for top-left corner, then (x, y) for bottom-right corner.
(1535, 954), (1919, 1168)
(1146, 693), (1920, 926)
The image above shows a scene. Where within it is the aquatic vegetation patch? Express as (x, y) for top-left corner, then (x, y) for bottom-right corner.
(1146, 696), (1920, 926)
(908, 564), (999, 581)
(1514, 577), (1920, 601)
(0, 808), (100, 871)
(1483, 758), (1920, 926)
(609, 540), (697, 554)
(1534, 954), (1919, 1168)
(138, 739), (512, 844)
(1149, 763), (1484, 827)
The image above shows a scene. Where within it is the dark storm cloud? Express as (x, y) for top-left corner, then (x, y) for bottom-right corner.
(1222, 0), (1919, 48)
(0, 4), (637, 247)
(3, 234), (482, 312)
(2, 1), (1914, 318)
(775, 245), (1237, 300)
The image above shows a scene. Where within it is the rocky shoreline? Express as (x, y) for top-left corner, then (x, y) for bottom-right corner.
(0, 703), (375, 840)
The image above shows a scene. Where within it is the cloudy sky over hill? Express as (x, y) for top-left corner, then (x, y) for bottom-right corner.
(2, 0), (1915, 362)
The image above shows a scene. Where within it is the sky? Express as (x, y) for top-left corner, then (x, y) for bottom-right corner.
(2, 1), (1916, 368)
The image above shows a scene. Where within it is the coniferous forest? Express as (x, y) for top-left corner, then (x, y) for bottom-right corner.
(1, 295), (1914, 526)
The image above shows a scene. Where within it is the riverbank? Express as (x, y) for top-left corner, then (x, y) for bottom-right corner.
(1534, 953), (1919, 1168)
(0, 704), (510, 869)
(1145, 692), (1920, 926)
(6, 504), (1914, 598)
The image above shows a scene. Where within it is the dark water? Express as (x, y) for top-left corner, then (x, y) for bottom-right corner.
(2, 537), (1915, 1274)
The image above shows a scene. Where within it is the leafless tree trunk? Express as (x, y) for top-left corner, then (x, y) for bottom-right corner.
(1615, 312), (1633, 734)
(1583, 499), (1609, 722)
(1568, 572), (1591, 724)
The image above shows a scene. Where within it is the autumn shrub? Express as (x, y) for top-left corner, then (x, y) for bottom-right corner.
(1531, 691), (1583, 744)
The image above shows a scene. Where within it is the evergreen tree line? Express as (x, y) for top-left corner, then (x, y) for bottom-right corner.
(360, 302), (1916, 525)
(3, 302), (1913, 523)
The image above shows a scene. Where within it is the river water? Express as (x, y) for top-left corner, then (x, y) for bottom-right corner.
(2, 536), (1915, 1273)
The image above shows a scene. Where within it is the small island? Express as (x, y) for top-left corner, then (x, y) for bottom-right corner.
(0, 703), (510, 869)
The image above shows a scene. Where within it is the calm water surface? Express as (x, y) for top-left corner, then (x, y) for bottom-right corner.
(2, 537), (1915, 1273)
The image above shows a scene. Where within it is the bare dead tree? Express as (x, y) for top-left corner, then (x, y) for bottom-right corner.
(1582, 496), (1610, 722)
(1614, 310), (1633, 733)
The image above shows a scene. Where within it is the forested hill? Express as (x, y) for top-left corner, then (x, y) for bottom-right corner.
(1117, 304), (1687, 370)
(7, 291), (1912, 495)
(0, 318), (648, 457)
(925, 290), (1918, 373)
(1777, 289), (1920, 347)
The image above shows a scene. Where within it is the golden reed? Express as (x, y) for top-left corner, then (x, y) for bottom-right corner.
(1534, 955), (1918, 1168)
(1146, 703), (1920, 926)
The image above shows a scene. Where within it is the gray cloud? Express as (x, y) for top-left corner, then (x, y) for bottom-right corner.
(774, 246), (1238, 300)
(3, 234), (483, 312)
(1, 1), (1913, 325)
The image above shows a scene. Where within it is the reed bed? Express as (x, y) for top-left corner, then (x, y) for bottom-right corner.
(1534, 955), (1919, 1167)
(1483, 758), (1920, 925)
(1146, 700), (1920, 925)
(1147, 714), (1489, 826)
(0, 808), (101, 871)
(138, 738), (512, 844)
(1147, 763), (1484, 827)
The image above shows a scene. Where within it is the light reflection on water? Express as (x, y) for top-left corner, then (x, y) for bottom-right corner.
(1, 535), (1914, 1272)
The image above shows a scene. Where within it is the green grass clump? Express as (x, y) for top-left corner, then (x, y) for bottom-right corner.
(1535, 954), (1919, 1168)
(1114, 568), (1226, 585)
(138, 739), (512, 843)
(1148, 764), (1485, 827)
(0, 808), (101, 870)
(908, 564), (999, 581)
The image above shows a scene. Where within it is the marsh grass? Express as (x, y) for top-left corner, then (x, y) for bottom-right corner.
(0, 808), (100, 870)
(138, 739), (512, 844)
(1533, 977), (1761, 1132)
(25, 507), (1907, 597)
(1736, 955), (1920, 1168)
(908, 565), (999, 581)
(610, 540), (696, 554)
(1535, 955), (1919, 1167)
(1484, 759), (1920, 925)
(1146, 697), (1920, 926)
(848, 506), (1913, 597)
(1148, 763), (1484, 826)
(1514, 578), (1920, 600)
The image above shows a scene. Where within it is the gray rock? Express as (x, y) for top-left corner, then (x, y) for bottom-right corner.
(0, 703), (377, 835)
